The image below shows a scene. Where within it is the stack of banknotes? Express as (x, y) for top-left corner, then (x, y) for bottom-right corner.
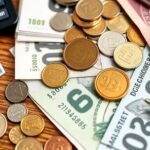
(12, 0), (150, 149)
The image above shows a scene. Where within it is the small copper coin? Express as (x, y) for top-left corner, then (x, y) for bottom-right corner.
(0, 113), (7, 138)
(83, 18), (106, 36)
(21, 114), (45, 136)
(102, 0), (120, 19)
(5, 80), (28, 103)
(72, 11), (101, 28)
(9, 126), (26, 145)
(44, 136), (72, 150)
(127, 25), (146, 47)
(64, 27), (86, 43)
(76, 0), (103, 21)
(41, 63), (69, 88)
(63, 38), (99, 70)
(15, 137), (43, 150)
(95, 68), (130, 100)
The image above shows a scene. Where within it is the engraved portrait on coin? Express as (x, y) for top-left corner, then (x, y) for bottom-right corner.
(145, 81), (150, 94)
(125, 98), (150, 120)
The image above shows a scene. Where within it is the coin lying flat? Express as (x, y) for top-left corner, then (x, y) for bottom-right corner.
(41, 63), (69, 88)
(50, 12), (73, 31)
(75, 0), (103, 21)
(106, 14), (130, 33)
(98, 31), (127, 56)
(9, 126), (26, 145)
(83, 18), (106, 36)
(0, 113), (7, 138)
(56, 0), (78, 6)
(95, 68), (130, 100)
(15, 137), (43, 150)
(72, 11), (101, 28)
(102, 0), (120, 19)
(114, 42), (143, 69)
(127, 25), (146, 47)
(63, 38), (99, 70)
(44, 136), (72, 150)
(21, 114), (45, 136)
(64, 27), (86, 43)
(7, 104), (28, 123)
(5, 80), (28, 103)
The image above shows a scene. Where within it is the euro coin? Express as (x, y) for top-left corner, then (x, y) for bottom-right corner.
(75, 0), (103, 21)
(114, 42), (143, 69)
(95, 68), (130, 100)
(102, 0), (120, 19)
(83, 18), (106, 36)
(127, 25), (146, 47)
(41, 62), (69, 88)
(44, 136), (72, 150)
(64, 27), (86, 43)
(15, 137), (43, 150)
(0, 113), (7, 138)
(63, 38), (99, 70)
(106, 14), (130, 33)
(21, 114), (45, 136)
(98, 31), (127, 56)
(9, 126), (26, 144)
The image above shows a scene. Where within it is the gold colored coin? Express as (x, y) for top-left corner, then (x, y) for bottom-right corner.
(95, 68), (130, 100)
(127, 25), (146, 47)
(41, 62), (69, 88)
(64, 27), (86, 43)
(21, 114), (45, 136)
(102, 0), (120, 19)
(9, 126), (26, 145)
(114, 42), (143, 69)
(75, 0), (103, 21)
(83, 18), (106, 36)
(63, 38), (99, 70)
(72, 11), (101, 28)
(106, 14), (130, 33)
(15, 137), (43, 150)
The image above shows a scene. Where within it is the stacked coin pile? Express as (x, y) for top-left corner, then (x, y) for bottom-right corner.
(2, 80), (72, 149)
(42, 0), (146, 101)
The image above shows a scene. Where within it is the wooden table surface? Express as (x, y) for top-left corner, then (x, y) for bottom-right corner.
(0, 0), (70, 149)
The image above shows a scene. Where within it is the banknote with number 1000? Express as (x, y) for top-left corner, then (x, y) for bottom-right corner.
(98, 46), (150, 150)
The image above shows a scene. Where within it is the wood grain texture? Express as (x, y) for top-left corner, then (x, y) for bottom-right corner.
(0, 0), (74, 149)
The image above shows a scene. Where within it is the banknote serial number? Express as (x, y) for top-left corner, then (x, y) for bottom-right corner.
(29, 18), (45, 26)
(58, 102), (87, 130)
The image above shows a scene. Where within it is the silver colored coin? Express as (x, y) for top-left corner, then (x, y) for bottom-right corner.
(0, 113), (7, 138)
(50, 12), (73, 31)
(98, 31), (127, 56)
(146, 81), (150, 94)
(5, 80), (28, 103)
(55, 0), (78, 6)
(7, 104), (28, 123)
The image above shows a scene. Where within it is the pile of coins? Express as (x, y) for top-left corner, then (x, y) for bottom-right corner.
(0, 80), (72, 150)
(42, 0), (146, 101)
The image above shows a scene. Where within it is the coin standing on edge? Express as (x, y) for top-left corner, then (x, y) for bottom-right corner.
(102, 0), (120, 19)
(64, 27), (86, 43)
(15, 137), (43, 150)
(106, 14), (130, 33)
(98, 31), (127, 56)
(5, 80), (28, 103)
(50, 12), (73, 31)
(41, 62), (69, 88)
(9, 126), (26, 145)
(7, 104), (28, 123)
(44, 136), (72, 150)
(21, 114), (45, 136)
(95, 68), (130, 100)
(0, 113), (7, 138)
(127, 25), (146, 47)
(75, 0), (103, 21)
(63, 38), (99, 70)
(114, 42), (143, 69)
